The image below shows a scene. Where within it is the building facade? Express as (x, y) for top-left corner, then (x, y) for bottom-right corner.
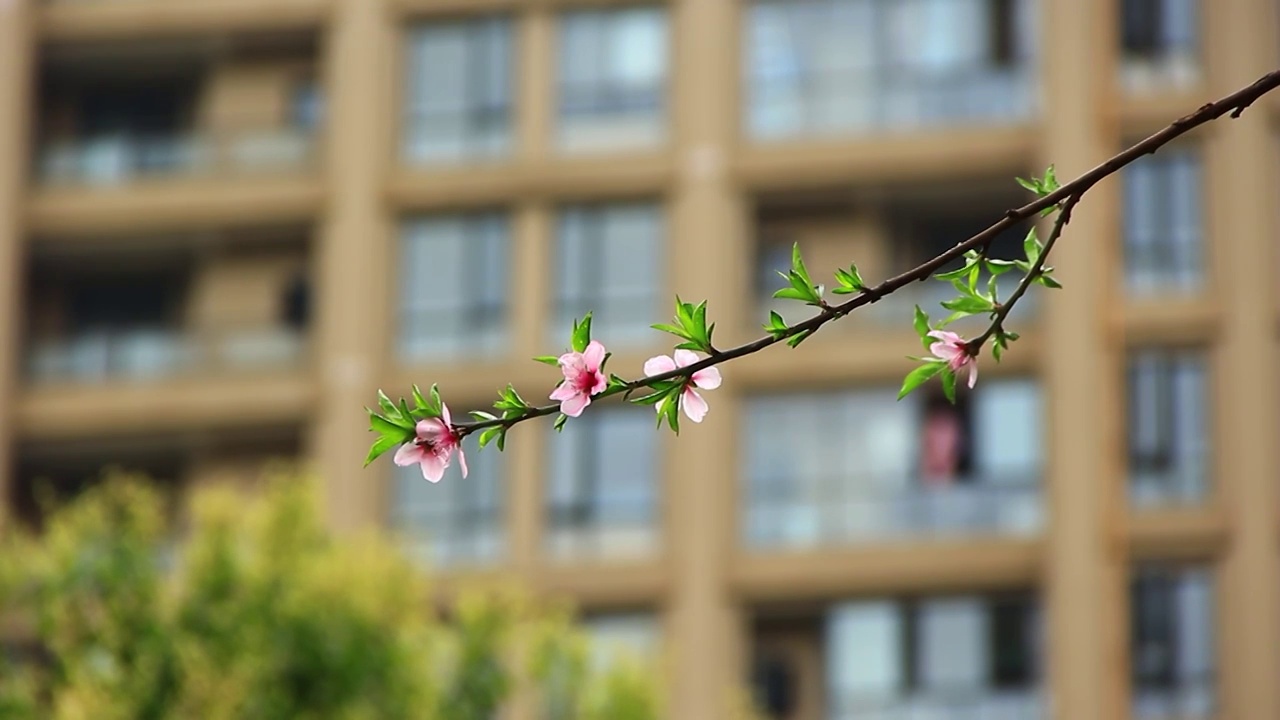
(1, 0), (1278, 718)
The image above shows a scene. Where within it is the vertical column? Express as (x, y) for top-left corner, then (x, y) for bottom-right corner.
(667, 0), (748, 718)
(316, 0), (396, 533)
(1040, 1), (1126, 719)
(0, 0), (34, 527)
(510, 203), (551, 578)
(1207, 1), (1280, 717)
(518, 9), (554, 163)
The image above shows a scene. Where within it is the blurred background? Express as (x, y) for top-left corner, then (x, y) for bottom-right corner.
(0, 0), (1277, 718)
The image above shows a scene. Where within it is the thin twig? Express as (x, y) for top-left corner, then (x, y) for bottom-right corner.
(968, 193), (1080, 353)
(453, 68), (1280, 438)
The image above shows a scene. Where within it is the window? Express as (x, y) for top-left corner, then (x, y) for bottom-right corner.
(558, 7), (668, 153)
(404, 16), (512, 164)
(389, 435), (504, 567)
(1131, 565), (1215, 720)
(1120, 0), (1199, 93)
(546, 405), (658, 560)
(1123, 147), (1203, 295)
(554, 202), (662, 348)
(744, 0), (1037, 140)
(398, 212), (509, 362)
(743, 380), (1043, 549)
(1127, 350), (1208, 508)
(824, 594), (1042, 719)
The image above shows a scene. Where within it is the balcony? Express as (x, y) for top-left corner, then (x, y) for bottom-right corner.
(33, 31), (322, 232)
(40, 0), (331, 42)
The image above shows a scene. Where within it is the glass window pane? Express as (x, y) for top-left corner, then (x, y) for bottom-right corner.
(404, 17), (512, 164)
(557, 7), (668, 152)
(553, 203), (662, 347)
(398, 212), (510, 362)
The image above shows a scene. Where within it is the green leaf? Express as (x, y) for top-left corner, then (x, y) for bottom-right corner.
(913, 305), (932, 349)
(938, 311), (970, 327)
(607, 373), (629, 390)
(1036, 274), (1063, 289)
(428, 384), (443, 413)
(787, 329), (814, 348)
(651, 322), (692, 340)
(369, 412), (412, 435)
(941, 369), (957, 404)
(553, 414), (569, 433)
(790, 243), (812, 285)
(992, 339), (1005, 363)
(469, 411), (498, 422)
(1023, 228), (1041, 265)
(412, 384), (429, 411)
(571, 313), (593, 353)
(941, 296), (993, 314)
(967, 263), (980, 292)
(1044, 164), (1059, 192)
(1016, 176), (1039, 193)
(534, 355), (561, 366)
(985, 259), (1016, 275)
(363, 434), (402, 467)
(377, 390), (400, 420)
(478, 426), (505, 448)
(935, 264), (972, 282)
(773, 286), (813, 303)
(898, 362), (945, 400)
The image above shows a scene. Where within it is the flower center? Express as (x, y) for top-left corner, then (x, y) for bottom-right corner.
(574, 369), (598, 393)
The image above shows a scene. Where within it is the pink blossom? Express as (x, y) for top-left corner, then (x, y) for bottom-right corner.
(928, 330), (978, 389)
(550, 340), (609, 417)
(643, 349), (723, 423)
(393, 403), (468, 483)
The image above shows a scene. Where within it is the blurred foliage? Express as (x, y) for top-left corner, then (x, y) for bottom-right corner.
(0, 472), (673, 719)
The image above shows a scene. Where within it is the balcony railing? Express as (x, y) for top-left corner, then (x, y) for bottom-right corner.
(37, 128), (315, 188)
(744, 476), (1042, 550)
(1129, 468), (1208, 510)
(747, 64), (1036, 141)
(26, 326), (307, 385)
(830, 688), (1043, 720)
(1133, 677), (1215, 720)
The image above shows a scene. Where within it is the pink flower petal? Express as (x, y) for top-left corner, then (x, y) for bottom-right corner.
(558, 352), (586, 378)
(644, 355), (677, 377)
(582, 341), (607, 371)
(967, 361), (979, 389)
(416, 418), (447, 440)
(393, 442), (424, 467)
(681, 387), (709, 423)
(560, 392), (590, 418)
(589, 372), (608, 396)
(672, 349), (700, 368)
(692, 366), (722, 390)
(550, 383), (578, 402)
(420, 453), (448, 483)
(930, 341), (961, 361)
(457, 447), (469, 478)
(440, 402), (452, 426)
(927, 330), (962, 344)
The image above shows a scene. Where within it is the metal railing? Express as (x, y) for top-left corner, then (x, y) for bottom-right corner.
(37, 128), (315, 187)
(744, 476), (1043, 550)
(26, 326), (307, 385)
(829, 688), (1043, 720)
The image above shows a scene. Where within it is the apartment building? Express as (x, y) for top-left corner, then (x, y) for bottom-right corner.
(0, 0), (1277, 719)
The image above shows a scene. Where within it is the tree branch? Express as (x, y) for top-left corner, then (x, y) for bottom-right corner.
(450, 68), (1280, 438)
